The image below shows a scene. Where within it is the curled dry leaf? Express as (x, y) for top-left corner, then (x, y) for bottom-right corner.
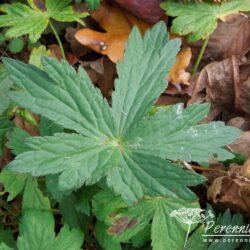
(113, 0), (164, 23)
(75, 2), (150, 63)
(229, 132), (250, 158)
(190, 56), (250, 115)
(227, 117), (250, 131)
(205, 14), (250, 61)
(207, 174), (250, 214)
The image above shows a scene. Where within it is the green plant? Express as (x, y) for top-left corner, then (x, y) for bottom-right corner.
(0, 0), (88, 59)
(8, 37), (25, 54)
(0, 22), (241, 249)
(161, 0), (250, 74)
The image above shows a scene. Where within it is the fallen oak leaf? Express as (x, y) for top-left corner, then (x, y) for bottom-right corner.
(75, 1), (150, 63)
(75, 29), (128, 63)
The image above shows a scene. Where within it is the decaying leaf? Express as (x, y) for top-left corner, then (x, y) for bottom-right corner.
(207, 173), (250, 214)
(229, 132), (250, 158)
(204, 14), (250, 61)
(190, 55), (250, 115)
(114, 0), (164, 23)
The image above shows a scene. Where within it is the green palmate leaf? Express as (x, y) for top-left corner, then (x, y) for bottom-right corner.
(7, 133), (119, 191)
(4, 57), (115, 139)
(106, 152), (205, 203)
(109, 197), (199, 250)
(0, 170), (28, 201)
(4, 22), (240, 205)
(126, 103), (241, 162)
(17, 210), (84, 250)
(112, 23), (181, 136)
(161, 0), (250, 42)
(0, 0), (87, 42)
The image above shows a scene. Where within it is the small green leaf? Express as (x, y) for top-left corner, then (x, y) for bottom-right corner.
(109, 197), (199, 250)
(161, 0), (250, 42)
(8, 37), (24, 54)
(0, 170), (28, 201)
(29, 45), (51, 69)
(86, 0), (101, 10)
(7, 127), (30, 156)
(0, 243), (13, 250)
(22, 177), (50, 211)
(17, 209), (84, 250)
(0, 226), (16, 249)
(95, 221), (122, 250)
(0, 1), (87, 42)
(59, 194), (85, 229)
(92, 191), (127, 223)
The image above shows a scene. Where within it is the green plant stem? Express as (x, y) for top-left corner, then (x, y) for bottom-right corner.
(49, 20), (66, 60)
(192, 36), (209, 75)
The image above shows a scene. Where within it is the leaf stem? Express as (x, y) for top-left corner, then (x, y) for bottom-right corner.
(49, 20), (66, 60)
(192, 36), (209, 75)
